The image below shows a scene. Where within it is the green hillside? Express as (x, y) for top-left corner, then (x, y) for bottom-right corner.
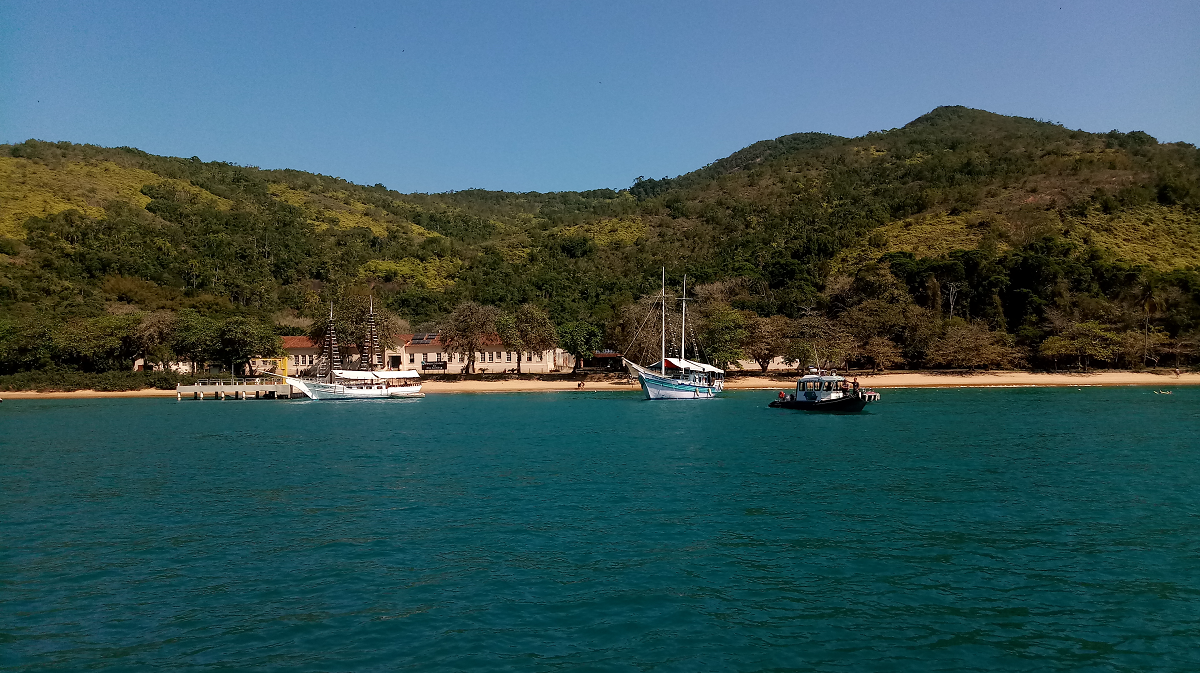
(2, 106), (1200, 381)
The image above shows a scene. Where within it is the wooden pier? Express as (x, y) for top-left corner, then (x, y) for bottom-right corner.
(176, 378), (300, 400)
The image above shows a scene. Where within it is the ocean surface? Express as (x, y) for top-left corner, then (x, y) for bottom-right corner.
(2, 387), (1199, 671)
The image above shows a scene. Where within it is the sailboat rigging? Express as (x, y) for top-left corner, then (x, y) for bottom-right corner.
(624, 268), (725, 400)
(278, 298), (424, 400)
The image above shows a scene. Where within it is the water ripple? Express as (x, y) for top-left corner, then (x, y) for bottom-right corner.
(2, 387), (1199, 671)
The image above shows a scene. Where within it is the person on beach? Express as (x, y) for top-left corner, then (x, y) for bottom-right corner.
(1176, 368), (1182, 378)
(577, 380), (585, 389)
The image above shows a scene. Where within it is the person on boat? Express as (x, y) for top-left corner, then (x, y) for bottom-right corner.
(852, 377), (860, 390)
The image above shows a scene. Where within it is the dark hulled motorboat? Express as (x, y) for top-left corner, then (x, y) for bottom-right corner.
(768, 369), (880, 412)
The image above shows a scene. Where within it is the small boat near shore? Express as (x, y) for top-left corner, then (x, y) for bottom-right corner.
(769, 369), (879, 412)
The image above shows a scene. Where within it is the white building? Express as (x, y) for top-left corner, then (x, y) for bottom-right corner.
(400, 332), (570, 374)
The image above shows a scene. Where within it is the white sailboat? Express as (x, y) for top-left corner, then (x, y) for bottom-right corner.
(624, 269), (724, 399)
(281, 300), (424, 400)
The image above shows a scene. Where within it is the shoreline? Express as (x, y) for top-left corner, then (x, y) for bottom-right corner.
(0, 371), (1195, 398)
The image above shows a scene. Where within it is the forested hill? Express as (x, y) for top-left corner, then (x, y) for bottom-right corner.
(2, 105), (1200, 379)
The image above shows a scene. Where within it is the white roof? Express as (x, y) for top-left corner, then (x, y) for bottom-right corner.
(800, 373), (844, 381)
(332, 369), (420, 380)
(652, 357), (724, 374)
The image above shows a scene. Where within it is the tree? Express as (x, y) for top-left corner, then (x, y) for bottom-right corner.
(1136, 280), (1165, 367)
(794, 314), (855, 371)
(135, 311), (177, 369)
(439, 301), (498, 374)
(516, 304), (558, 373)
(1062, 321), (1120, 372)
(742, 314), (793, 372)
(697, 303), (749, 369)
(217, 316), (281, 374)
(861, 336), (903, 372)
(926, 319), (1021, 370)
(898, 304), (941, 366)
(173, 310), (221, 373)
(1165, 332), (1199, 367)
(1119, 329), (1166, 369)
(495, 311), (523, 373)
(1039, 335), (1074, 371)
(608, 295), (668, 366)
(51, 314), (141, 373)
(558, 321), (602, 372)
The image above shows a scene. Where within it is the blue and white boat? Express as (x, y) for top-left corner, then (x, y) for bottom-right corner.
(624, 270), (724, 400)
(626, 357), (724, 399)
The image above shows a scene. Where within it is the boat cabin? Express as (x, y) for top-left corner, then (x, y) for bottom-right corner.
(649, 357), (725, 387)
(795, 369), (859, 402)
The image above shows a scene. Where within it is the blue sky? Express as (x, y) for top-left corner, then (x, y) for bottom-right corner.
(1, 1), (1197, 193)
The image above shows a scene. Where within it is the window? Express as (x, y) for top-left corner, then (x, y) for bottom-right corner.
(436, 352), (443, 362)
(422, 353), (428, 363)
(409, 353), (415, 363)
(537, 352), (543, 362)
(506, 352), (512, 362)
(487, 352), (494, 362)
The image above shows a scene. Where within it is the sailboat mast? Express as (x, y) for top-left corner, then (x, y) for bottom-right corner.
(660, 266), (666, 376)
(326, 302), (337, 384)
(365, 295), (379, 372)
(680, 275), (686, 360)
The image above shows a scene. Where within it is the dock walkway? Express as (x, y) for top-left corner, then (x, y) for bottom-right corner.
(176, 378), (299, 400)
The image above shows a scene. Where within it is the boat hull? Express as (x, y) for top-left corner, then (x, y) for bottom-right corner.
(638, 373), (721, 400)
(285, 377), (424, 400)
(306, 385), (424, 400)
(769, 395), (869, 412)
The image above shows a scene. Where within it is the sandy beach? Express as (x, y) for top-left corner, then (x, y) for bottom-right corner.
(421, 371), (1198, 393)
(0, 389), (182, 399)
(2, 370), (1195, 399)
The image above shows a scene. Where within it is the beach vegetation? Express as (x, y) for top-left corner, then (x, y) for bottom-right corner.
(2, 106), (1200, 385)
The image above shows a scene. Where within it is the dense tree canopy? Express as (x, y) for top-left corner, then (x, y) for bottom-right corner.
(2, 106), (1200, 381)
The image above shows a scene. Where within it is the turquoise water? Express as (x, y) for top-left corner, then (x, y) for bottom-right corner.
(3, 387), (1200, 671)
